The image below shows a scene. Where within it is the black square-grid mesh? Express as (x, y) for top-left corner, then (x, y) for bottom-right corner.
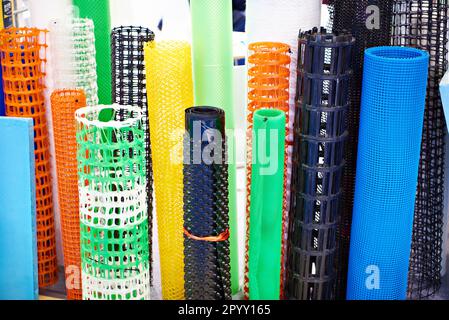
(183, 107), (232, 300)
(391, 0), (448, 300)
(327, 0), (394, 299)
(111, 26), (155, 282)
(286, 28), (354, 300)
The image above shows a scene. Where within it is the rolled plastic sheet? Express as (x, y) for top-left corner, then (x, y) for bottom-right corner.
(286, 29), (354, 300)
(112, 26), (155, 282)
(248, 109), (286, 300)
(246, 0), (322, 294)
(73, 0), (112, 104)
(76, 104), (150, 300)
(190, 0), (239, 294)
(50, 18), (99, 106)
(183, 107), (231, 300)
(0, 28), (58, 288)
(0, 117), (37, 300)
(347, 46), (429, 300)
(328, 0), (394, 299)
(145, 40), (194, 300)
(244, 42), (290, 299)
(51, 89), (86, 300)
(391, 1), (448, 299)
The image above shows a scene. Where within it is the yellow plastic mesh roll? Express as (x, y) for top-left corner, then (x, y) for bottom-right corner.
(145, 40), (194, 300)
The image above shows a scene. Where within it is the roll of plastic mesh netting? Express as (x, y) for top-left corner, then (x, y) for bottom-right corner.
(286, 29), (354, 300)
(246, 0), (322, 295)
(50, 18), (98, 106)
(347, 46), (429, 300)
(190, 0), (239, 294)
(0, 27), (58, 288)
(248, 109), (286, 300)
(391, 0), (448, 300)
(145, 40), (194, 300)
(244, 42), (290, 299)
(183, 107), (231, 300)
(73, 0), (111, 104)
(111, 26), (155, 283)
(76, 105), (150, 300)
(51, 89), (86, 300)
(327, 0), (394, 299)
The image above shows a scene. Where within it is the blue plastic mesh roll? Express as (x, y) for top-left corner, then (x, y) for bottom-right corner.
(346, 46), (429, 300)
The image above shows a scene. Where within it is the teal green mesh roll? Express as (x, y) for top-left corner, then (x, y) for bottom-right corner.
(76, 105), (150, 300)
(190, 0), (238, 294)
(73, 0), (112, 104)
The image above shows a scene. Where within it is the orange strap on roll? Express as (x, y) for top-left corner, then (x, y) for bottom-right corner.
(183, 228), (230, 243)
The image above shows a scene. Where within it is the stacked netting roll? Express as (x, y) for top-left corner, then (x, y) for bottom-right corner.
(248, 109), (286, 300)
(286, 29), (354, 300)
(327, 0), (394, 299)
(51, 90), (86, 300)
(76, 105), (150, 300)
(111, 26), (155, 282)
(244, 42), (290, 299)
(183, 107), (231, 300)
(145, 40), (194, 300)
(246, 1), (322, 295)
(391, 0), (448, 299)
(347, 46), (429, 300)
(73, 0), (112, 104)
(190, 0), (239, 293)
(0, 28), (58, 287)
(50, 18), (98, 106)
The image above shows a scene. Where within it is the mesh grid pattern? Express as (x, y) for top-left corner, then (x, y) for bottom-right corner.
(391, 0), (448, 299)
(0, 27), (58, 288)
(51, 89), (86, 300)
(286, 29), (353, 300)
(111, 26), (155, 283)
(144, 40), (194, 300)
(347, 46), (429, 300)
(183, 107), (231, 300)
(244, 42), (290, 299)
(76, 105), (150, 300)
(50, 18), (98, 106)
(327, 0), (394, 299)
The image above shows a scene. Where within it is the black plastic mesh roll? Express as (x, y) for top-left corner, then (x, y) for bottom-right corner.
(183, 107), (232, 300)
(391, 0), (448, 300)
(286, 28), (354, 300)
(111, 26), (155, 281)
(327, 0), (394, 299)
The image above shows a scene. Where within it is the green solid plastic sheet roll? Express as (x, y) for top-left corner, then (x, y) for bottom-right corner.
(190, 0), (239, 294)
(73, 0), (112, 105)
(248, 109), (286, 300)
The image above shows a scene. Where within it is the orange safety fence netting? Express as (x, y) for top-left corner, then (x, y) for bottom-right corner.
(244, 42), (290, 299)
(0, 27), (58, 287)
(51, 89), (86, 299)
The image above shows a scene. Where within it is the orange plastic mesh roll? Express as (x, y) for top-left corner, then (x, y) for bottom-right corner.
(51, 89), (86, 300)
(0, 27), (58, 287)
(244, 42), (290, 299)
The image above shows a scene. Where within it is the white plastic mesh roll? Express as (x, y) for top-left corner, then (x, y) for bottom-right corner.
(49, 18), (99, 106)
(246, 0), (322, 295)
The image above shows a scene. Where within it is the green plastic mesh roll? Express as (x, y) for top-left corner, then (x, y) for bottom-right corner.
(248, 109), (286, 300)
(190, 0), (238, 294)
(76, 105), (150, 300)
(72, 0), (112, 105)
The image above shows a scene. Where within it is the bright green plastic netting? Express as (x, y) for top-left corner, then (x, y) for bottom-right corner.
(73, 0), (112, 104)
(76, 105), (150, 300)
(190, 0), (238, 294)
(248, 109), (285, 300)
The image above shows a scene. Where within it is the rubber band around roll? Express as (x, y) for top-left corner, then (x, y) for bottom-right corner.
(184, 229), (230, 243)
